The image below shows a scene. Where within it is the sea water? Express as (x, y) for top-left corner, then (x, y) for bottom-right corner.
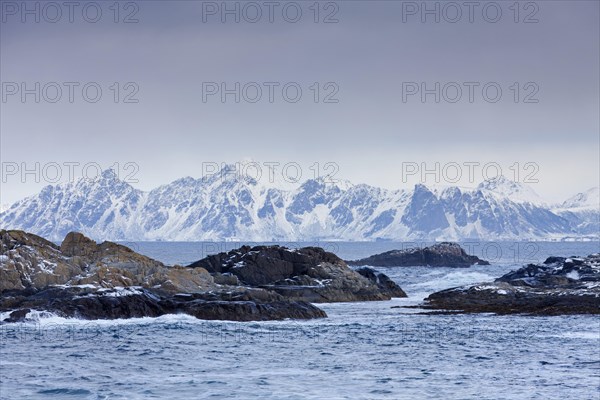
(1, 242), (599, 399)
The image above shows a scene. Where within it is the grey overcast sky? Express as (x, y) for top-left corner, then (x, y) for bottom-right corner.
(1, 0), (599, 205)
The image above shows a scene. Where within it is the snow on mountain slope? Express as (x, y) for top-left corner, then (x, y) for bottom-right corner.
(552, 187), (599, 236)
(559, 187), (599, 210)
(476, 175), (546, 206)
(441, 186), (571, 239)
(0, 169), (145, 240)
(0, 166), (594, 241)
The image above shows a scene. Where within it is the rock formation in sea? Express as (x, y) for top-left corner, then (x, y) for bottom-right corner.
(187, 245), (407, 302)
(422, 254), (600, 315)
(0, 230), (407, 323)
(0, 230), (325, 322)
(347, 242), (490, 268)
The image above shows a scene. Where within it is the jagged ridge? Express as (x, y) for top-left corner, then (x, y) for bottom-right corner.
(0, 167), (597, 241)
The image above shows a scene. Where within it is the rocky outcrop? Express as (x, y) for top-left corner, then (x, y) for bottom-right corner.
(1, 230), (82, 292)
(188, 245), (408, 302)
(355, 267), (407, 298)
(1, 231), (409, 322)
(0, 286), (326, 322)
(422, 254), (600, 315)
(0, 230), (214, 293)
(0, 230), (327, 322)
(347, 242), (489, 268)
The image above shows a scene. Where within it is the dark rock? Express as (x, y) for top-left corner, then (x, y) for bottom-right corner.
(188, 245), (407, 302)
(189, 245), (343, 285)
(181, 300), (326, 321)
(0, 286), (327, 323)
(4, 308), (31, 323)
(422, 253), (600, 315)
(347, 242), (489, 268)
(495, 263), (553, 286)
(543, 256), (566, 265)
(355, 267), (407, 298)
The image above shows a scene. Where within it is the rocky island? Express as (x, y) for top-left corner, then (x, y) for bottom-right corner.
(348, 242), (490, 268)
(188, 245), (407, 302)
(0, 230), (406, 323)
(422, 254), (600, 315)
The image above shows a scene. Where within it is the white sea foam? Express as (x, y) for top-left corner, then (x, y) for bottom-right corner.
(0, 310), (203, 327)
(553, 331), (600, 340)
(408, 270), (496, 296)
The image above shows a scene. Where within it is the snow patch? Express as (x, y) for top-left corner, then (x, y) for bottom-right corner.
(566, 271), (580, 280)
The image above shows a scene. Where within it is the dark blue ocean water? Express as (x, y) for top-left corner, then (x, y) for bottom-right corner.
(1, 241), (599, 399)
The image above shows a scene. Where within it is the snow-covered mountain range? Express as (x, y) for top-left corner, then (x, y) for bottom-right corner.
(1, 167), (598, 241)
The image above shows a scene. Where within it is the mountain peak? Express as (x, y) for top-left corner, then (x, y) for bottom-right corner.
(413, 183), (434, 193)
(201, 163), (258, 187)
(478, 175), (517, 191)
(76, 168), (135, 191)
(310, 176), (353, 191)
(100, 168), (119, 180)
(477, 176), (543, 205)
(561, 187), (600, 209)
